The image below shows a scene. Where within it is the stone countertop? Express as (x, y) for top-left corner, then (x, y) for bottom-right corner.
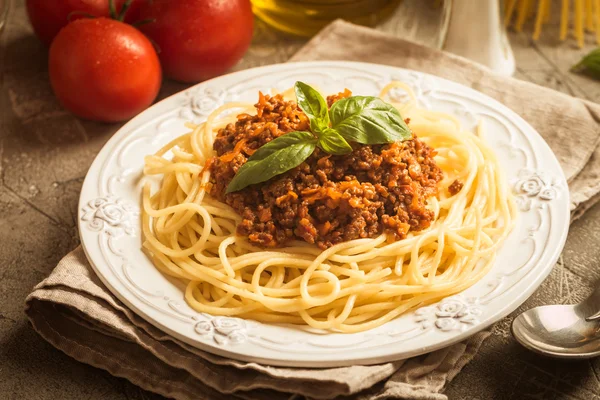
(2, 1), (600, 399)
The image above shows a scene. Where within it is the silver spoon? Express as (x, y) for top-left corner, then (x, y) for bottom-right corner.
(512, 286), (600, 359)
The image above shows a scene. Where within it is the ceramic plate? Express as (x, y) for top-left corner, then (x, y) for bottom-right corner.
(78, 61), (569, 367)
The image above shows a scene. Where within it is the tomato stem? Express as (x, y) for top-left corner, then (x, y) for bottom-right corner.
(108, 0), (117, 19)
(66, 0), (140, 25)
(133, 18), (156, 27)
(118, 0), (134, 22)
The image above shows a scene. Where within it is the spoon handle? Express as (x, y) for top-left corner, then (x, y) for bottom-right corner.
(583, 286), (600, 321)
(586, 311), (600, 321)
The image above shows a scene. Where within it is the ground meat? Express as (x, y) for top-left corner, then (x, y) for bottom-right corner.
(212, 91), (309, 158)
(326, 89), (352, 107)
(209, 92), (444, 249)
(448, 179), (463, 195)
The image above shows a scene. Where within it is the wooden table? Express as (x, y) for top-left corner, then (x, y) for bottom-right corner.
(1, 1), (600, 399)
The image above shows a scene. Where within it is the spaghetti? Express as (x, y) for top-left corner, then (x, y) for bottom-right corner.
(505, 0), (600, 47)
(141, 82), (516, 333)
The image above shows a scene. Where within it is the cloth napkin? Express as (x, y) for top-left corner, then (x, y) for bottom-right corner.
(25, 20), (600, 400)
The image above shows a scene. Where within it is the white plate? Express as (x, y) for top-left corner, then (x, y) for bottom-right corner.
(78, 61), (569, 367)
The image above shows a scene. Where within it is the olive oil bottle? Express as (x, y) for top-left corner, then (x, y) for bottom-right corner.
(250, 0), (403, 37)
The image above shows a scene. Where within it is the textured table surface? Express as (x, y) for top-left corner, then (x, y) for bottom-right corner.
(2, 1), (600, 399)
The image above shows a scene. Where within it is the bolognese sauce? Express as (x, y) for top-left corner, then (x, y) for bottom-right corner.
(209, 91), (443, 249)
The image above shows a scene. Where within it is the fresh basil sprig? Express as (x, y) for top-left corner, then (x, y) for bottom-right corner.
(317, 128), (353, 155)
(571, 47), (600, 80)
(295, 81), (330, 132)
(225, 81), (411, 193)
(330, 96), (411, 144)
(226, 131), (317, 193)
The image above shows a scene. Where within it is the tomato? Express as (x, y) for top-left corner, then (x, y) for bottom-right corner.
(26, 0), (144, 46)
(49, 18), (161, 122)
(138, 0), (253, 83)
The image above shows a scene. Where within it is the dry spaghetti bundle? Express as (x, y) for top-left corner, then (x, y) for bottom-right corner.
(505, 0), (600, 47)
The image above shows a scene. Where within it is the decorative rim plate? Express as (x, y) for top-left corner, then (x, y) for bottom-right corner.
(78, 61), (569, 367)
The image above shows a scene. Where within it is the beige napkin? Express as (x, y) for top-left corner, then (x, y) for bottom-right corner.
(26, 20), (600, 400)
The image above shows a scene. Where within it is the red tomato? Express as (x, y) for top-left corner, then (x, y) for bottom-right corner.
(49, 18), (161, 122)
(26, 0), (144, 46)
(138, 0), (253, 83)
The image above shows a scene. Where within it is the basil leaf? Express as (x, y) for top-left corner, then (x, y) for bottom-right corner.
(317, 128), (353, 155)
(329, 96), (411, 144)
(226, 131), (317, 193)
(295, 81), (330, 132)
(572, 47), (600, 80)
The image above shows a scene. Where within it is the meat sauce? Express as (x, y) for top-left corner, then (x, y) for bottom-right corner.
(209, 91), (444, 249)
